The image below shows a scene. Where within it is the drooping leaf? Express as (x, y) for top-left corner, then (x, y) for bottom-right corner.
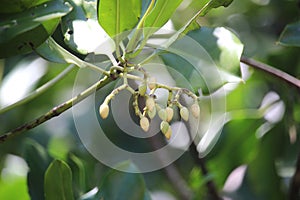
(23, 139), (51, 200)
(35, 37), (84, 66)
(44, 159), (74, 200)
(96, 161), (150, 200)
(161, 27), (243, 94)
(0, 0), (72, 58)
(143, 0), (183, 37)
(0, 0), (50, 14)
(97, 0), (141, 37)
(278, 21), (300, 47)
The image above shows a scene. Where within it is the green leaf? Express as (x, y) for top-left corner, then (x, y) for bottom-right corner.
(44, 159), (74, 200)
(97, 161), (150, 200)
(278, 21), (300, 47)
(0, 0), (50, 14)
(0, 0), (72, 58)
(161, 27), (243, 94)
(143, 0), (183, 37)
(97, 0), (141, 37)
(35, 37), (84, 65)
(23, 139), (51, 200)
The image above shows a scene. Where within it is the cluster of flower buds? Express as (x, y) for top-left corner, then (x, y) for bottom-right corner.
(98, 75), (200, 140)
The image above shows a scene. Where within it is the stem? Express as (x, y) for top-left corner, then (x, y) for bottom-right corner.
(289, 151), (300, 200)
(0, 64), (76, 114)
(189, 142), (222, 200)
(240, 56), (300, 88)
(149, 134), (193, 200)
(0, 75), (115, 143)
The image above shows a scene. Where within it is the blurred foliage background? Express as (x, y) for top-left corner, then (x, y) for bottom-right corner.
(0, 0), (300, 199)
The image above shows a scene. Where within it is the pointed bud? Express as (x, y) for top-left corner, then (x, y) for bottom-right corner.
(140, 117), (150, 132)
(138, 84), (147, 96)
(160, 121), (170, 135)
(148, 77), (156, 90)
(146, 97), (155, 111)
(147, 106), (156, 119)
(99, 103), (109, 119)
(191, 103), (200, 118)
(158, 109), (167, 121)
(180, 107), (189, 121)
(166, 107), (174, 122)
(164, 126), (172, 140)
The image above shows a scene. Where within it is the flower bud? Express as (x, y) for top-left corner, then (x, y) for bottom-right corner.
(148, 77), (156, 90)
(140, 117), (150, 132)
(180, 107), (189, 121)
(191, 103), (200, 118)
(99, 103), (109, 119)
(158, 109), (167, 121)
(166, 107), (174, 122)
(164, 126), (172, 140)
(146, 97), (155, 111)
(138, 84), (147, 96)
(160, 121), (170, 135)
(147, 106), (156, 119)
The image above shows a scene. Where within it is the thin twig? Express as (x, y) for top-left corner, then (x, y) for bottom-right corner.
(240, 56), (300, 88)
(149, 135), (194, 200)
(0, 75), (114, 143)
(289, 151), (300, 200)
(0, 64), (76, 114)
(189, 142), (222, 200)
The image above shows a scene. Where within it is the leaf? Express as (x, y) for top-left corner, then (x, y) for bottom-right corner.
(23, 139), (51, 200)
(161, 27), (243, 94)
(35, 37), (84, 65)
(0, 0), (72, 58)
(97, 0), (141, 37)
(166, 0), (234, 44)
(97, 161), (150, 200)
(143, 0), (183, 37)
(278, 21), (300, 47)
(44, 159), (74, 200)
(0, 0), (50, 14)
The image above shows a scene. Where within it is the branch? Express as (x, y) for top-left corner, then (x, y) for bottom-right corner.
(289, 151), (300, 200)
(149, 135), (193, 200)
(240, 56), (300, 88)
(0, 75), (115, 143)
(189, 142), (222, 200)
(0, 64), (76, 114)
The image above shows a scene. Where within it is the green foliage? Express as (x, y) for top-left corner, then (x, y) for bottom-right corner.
(97, 162), (150, 200)
(278, 21), (300, 47)
(97, 0), (141, 37)
(44, 160), (74, 200)
(0, 0), (300, 199)
(0, 0), (72, 58)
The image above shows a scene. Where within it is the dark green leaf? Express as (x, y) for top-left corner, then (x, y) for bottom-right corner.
(97, 0), (141, 37)
(161, 27), (243, 94)
(44, 159), (74, 200)
(97, 161), (149, 200)
(0, 0), (72, 58)
(0, 0), (50, 14)
(278, 21), (300, 47)
(35, 37), (84, 65)
(143, 0), (183, 37)
(23, 139), (51, 200)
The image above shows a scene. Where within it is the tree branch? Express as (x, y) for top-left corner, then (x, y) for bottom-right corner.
(240, 56), (300, 88)
(0, 75), (115, 143)
(0, 64), (76, 114)
(189, 142), (222, 200)
(289, 151), (300, 200)
(149, 135), (193, 200)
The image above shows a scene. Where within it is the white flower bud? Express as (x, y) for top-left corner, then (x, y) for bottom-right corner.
(191, 103), (200, 118)
(140, 117), (150, 132)
(166, 107), (174, 122)
(99, 103), (109, 119)
(180, 107), (189, 121)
